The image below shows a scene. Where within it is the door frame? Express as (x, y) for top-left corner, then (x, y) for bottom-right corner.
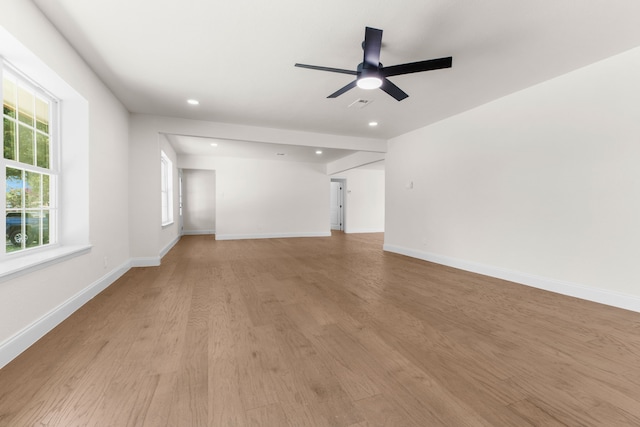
(330, 178), (346, 232)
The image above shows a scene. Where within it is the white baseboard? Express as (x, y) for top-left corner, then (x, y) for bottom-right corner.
(131, 236), (180, 267)
(182, 229), (215, 236)
(130, 257), (161, 267)
(216, 231), (331, 241)
(0, 260), (132, 369)
(383, 244), (640, 314)
(345, 228), (384, 234)
(160, 235), (180, 258)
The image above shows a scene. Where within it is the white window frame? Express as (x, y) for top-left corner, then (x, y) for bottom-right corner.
(160, 150), (173, 226)
(1, 62), (59, 259)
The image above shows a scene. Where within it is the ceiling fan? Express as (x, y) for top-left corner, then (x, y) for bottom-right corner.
(295, 27), (453, 101)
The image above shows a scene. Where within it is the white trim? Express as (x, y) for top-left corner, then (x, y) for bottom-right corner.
(131, 237), (179, 267)
(0, 244), (91, 282)
(182, 229), (215, 235)
(130, 257), (161, 267)
(160, 235), (180, 258)
(216, 231), (331, 241)
(383, 244), (640, 313)
(345, 228), (384, 234)
(0, 260), (131, 369)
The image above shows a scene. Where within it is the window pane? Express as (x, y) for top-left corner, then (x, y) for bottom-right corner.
(36, 133), (49, 168)
(3, 117), (16, 160)
(3, 77), (16, 118)
(18, 124), (34, 165)
(42, 210), (50, 244)
(6, 167), (23, 209)
(35, 97), (49, 133)
(25, 171), (42, 208)
(25, 210), (42, 247)
(18, 85), (34, 126)
(43, 174), (50, 207)
(160, 152), (173, 225)
(6, 211), (25, 252)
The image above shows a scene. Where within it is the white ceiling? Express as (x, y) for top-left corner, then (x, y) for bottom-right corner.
(32, 0), (640, 156)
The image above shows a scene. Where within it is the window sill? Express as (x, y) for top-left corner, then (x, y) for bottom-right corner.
(0, 244), (92, 283)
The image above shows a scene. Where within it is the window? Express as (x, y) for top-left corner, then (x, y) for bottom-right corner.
(160, 150), (173, 226)
(2, 66), (57, 255)
(1, 28), (90, 280)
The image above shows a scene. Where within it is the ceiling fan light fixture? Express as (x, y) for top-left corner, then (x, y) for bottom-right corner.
(357, 76), (382, 90)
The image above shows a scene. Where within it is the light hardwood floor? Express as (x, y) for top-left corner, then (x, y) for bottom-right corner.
(2, 233), (640, 426)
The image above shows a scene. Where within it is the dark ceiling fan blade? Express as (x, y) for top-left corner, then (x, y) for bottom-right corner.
(295, 63), (358, 75)
(380, 78), (409, 101)
(362, 27), (383, 69)
(381, 56), (453, 77)
(327, 80), (358, 98)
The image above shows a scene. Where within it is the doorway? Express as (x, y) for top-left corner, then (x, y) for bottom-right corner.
(330, 179), (345, 231)
(181, 169), (216, 235)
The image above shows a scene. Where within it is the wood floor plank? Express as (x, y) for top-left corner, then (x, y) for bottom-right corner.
(245, 403), (289, 426)
(2, 233), (640, 426)
(354, 393), (421, 427)
(234, 324), (280, 411)
(309, 324), (381, 401)
(141, 372), (177, 427)
(507, 399), (569, 426)
(166, 324), (209, 426)
(208, 318), (248, 426)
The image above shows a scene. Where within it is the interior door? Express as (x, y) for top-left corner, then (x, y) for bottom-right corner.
(330, 181), (344, 231)
(178, 169), (183, 235)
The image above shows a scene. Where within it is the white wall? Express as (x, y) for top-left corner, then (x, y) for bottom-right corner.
(182, 169), (216, 235)
(0, 2), (130, 366)
(180, 155), (329, 239)
(333, 166), (385, 233)
(385, 46), (640, 311)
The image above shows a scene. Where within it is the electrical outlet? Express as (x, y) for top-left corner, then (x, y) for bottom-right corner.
(103, 256), (108, 269)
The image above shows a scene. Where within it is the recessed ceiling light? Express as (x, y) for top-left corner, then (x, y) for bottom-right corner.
(315, 150), (323, 155)
(369, 121), (378, 126)
(187, 99), (199, 105)
(210, 143), (218, 147)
